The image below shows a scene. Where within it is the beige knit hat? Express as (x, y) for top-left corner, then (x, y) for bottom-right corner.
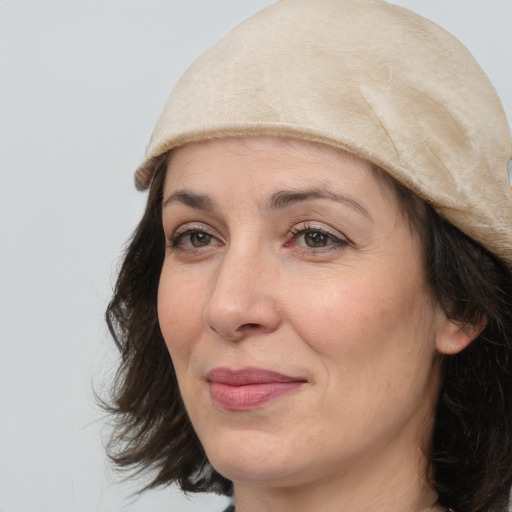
(135, 0), (512, 268)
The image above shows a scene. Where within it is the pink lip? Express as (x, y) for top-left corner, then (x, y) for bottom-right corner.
(206, 367), (307, 411)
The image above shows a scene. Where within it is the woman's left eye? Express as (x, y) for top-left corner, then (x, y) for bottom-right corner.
(286, 226), (348, 250)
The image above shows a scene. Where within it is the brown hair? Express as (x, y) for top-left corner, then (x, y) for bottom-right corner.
(104, 155), (512, 511)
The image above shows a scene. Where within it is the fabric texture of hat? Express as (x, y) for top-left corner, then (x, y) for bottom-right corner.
(135, 0), (512, 268)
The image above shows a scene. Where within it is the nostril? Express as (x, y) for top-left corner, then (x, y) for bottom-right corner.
(208, 324), (220, 336)
(204, 289), (281, 340)
(237, 323), (262, 333)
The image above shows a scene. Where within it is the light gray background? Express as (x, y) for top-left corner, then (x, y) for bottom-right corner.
(1, 1), (511, 511)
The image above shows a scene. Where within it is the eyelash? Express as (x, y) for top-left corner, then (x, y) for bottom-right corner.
(167, 223), (349, 253)
(169, 225), (219, 250)
(287, 224), (348, 251)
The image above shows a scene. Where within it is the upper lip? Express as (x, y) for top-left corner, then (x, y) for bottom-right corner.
(206, 367), (307, 386)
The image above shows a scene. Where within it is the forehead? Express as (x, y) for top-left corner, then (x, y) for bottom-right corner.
(161, 137), (407, 227)
(163, 136), (383, 193)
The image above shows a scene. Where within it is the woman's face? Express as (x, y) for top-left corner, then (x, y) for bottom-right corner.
(158, 136), (451, 492)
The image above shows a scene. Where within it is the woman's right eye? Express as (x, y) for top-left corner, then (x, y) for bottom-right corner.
(170, 228), (221, 250)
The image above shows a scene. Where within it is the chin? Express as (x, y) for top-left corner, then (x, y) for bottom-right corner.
(202, 428), (308, 485)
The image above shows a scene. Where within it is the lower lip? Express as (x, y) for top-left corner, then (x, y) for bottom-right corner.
(209, 381), (304, 411)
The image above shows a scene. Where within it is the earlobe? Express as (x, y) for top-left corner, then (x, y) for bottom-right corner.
(436, 316), (487, 355)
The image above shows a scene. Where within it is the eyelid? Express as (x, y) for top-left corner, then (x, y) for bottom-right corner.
(291, 221), (347, 239)
(172, 222), (213, 237)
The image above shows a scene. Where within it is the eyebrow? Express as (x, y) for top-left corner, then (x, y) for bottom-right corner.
(264, 189), (371, 218)
(163, 191), (215, 211)
(162, 187), (371, 219)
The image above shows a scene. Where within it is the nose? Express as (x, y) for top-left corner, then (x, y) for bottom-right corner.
(203, 245), (281, 342)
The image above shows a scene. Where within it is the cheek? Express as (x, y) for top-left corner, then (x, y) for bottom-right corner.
(285, 263), (437, 387)
(157, 265), (206, 363)
(291, 282), (437, 442)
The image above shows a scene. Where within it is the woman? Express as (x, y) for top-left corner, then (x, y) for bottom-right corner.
(105, 1), (512, 511)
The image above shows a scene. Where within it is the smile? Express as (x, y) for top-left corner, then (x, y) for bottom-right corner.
(206, 367), (307, 411)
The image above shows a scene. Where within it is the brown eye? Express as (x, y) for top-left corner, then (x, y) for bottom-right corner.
(170, 228), (221, 250)
(286, 225), (348, 251)
(304, 231), (329, 247)
(189, 232), (212, 247)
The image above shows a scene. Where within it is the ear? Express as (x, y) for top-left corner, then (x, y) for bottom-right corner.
(435, 316), (487, 355)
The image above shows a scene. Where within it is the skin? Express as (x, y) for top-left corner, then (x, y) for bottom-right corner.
(158, 136), (472, 512)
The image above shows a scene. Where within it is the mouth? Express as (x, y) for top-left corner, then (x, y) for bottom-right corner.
(206, 367), (307, 411)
